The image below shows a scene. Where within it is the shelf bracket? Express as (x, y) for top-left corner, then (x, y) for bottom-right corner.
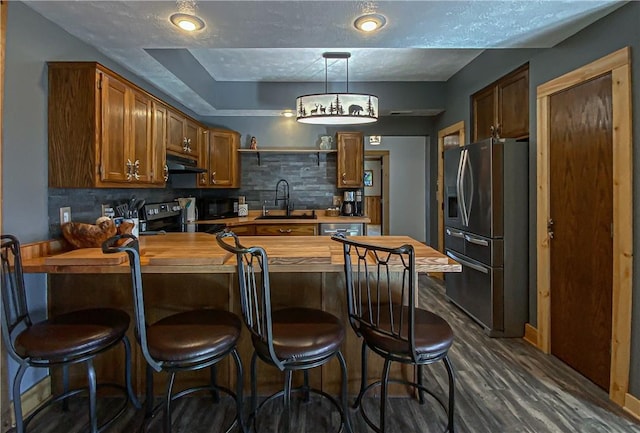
(316, 152), (320, 166)
(256, 152), (261, 166)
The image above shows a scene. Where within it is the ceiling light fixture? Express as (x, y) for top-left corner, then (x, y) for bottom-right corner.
(369, 135), (382, 145)
(281, 110), (294, 118)
(170, 0), (205, 32)
(296, 53), (378, 125)
(354, 13), (387, 33)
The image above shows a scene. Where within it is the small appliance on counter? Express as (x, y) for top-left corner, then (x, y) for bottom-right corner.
(341, 191), (355, 216)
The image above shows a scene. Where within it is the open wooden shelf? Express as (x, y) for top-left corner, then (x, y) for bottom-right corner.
(237, 148), (336, 165)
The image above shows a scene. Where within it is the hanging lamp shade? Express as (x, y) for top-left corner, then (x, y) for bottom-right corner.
(296, 53), (378, 125)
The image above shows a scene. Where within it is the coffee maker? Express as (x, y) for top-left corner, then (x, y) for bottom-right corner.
(341, 191), (355, 216)
(354, 190), (363, 216)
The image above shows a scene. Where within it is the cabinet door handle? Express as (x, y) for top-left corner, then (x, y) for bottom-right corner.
(278, 229), (292, 233)
(211, 171), (216, 184)
(132, 159), (140, 180)
(126, 159), (133, 181)
(342, 172), (346, 184)
(200, 173), (207, 185)
(182, 137), (191, 152)
(163, 164), (169, 182)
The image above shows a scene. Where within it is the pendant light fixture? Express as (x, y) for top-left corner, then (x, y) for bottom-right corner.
(296, 53), (378, 125)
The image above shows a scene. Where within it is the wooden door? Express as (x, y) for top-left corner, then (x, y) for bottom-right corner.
(472, 86), (496, 141)
(167, 109), (185, 154)
(209, 130), (238, 187)
(337, 132), (364, 188)
(129, 88), (153, 183)
(151, 101), (168, 185)
(549, 73), (613, 391)
(498, 66), (529, 139)
(100, 73), (129, 183)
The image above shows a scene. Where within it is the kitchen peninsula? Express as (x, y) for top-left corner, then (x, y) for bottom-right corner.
(21, 234), (460, 397)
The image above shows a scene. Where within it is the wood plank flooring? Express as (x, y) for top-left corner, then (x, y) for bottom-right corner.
(12, 276), (640, 433)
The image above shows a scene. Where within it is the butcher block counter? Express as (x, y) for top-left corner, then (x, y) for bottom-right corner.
(21, 234), (460, 398)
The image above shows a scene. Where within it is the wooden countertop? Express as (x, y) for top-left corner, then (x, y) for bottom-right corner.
(197, 210), (370, 226)
(21, 233), (460, 274)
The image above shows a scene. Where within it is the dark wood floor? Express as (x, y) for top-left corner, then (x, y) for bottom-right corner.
(14, 276), (640, 432)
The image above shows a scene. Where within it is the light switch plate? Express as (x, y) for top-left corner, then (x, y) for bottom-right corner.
(59, 207), (71, 225)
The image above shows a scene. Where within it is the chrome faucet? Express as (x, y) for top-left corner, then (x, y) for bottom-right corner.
(275, 179), (291, 215)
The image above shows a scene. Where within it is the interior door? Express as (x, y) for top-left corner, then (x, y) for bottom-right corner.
(549, 73), (613, 391)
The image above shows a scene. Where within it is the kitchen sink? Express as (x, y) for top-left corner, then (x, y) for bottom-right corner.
(255, 213), (317, 220)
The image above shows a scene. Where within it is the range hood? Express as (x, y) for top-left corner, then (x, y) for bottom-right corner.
(166, 154), (206, 174)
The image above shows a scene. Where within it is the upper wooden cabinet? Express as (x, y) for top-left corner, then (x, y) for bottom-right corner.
(167, 108), (200, 159)
(48, 62), (166, 188)
(472, 64), (529, 141)
(151, 102), (169, 185)
(336, 132), (364, 188)
(197, 128), (241, 188)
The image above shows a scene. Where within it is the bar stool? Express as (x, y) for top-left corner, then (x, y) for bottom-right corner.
(216, 230), (352, 433)
(332, 234), (456, 433)
(0, 234), (140, 433)
(102, 234), (245, 433)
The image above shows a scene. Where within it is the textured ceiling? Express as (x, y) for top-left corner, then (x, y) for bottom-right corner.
(23, 0), (624, 117)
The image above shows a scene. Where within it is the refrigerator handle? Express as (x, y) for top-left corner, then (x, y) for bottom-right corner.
(464, 234), (488, 246)
(446, 228), (465, 238)
(446, 250), (489, 274)
(457, 149), (468, 226)
(465, 150), (474, 225)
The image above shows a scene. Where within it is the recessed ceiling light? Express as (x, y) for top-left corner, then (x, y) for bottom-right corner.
(354, 13), (387, 33)
(170, 13), (205, 32)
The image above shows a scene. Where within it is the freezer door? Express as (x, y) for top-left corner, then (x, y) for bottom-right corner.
(444, 249), (504, 334)
(463, 231), (503, 267)
(444, 146), (463, 229)
(460, 138), (503, 238)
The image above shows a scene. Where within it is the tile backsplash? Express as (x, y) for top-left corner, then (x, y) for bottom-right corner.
(48, 152), (341, 238)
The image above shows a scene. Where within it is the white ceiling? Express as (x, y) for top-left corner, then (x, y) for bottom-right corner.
(23, 0), (625, 117)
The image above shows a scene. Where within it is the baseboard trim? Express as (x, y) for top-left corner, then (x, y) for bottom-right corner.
(624, 393), (640, 421)
(7, 376), (51, 427)
(523, 323), (539, 348)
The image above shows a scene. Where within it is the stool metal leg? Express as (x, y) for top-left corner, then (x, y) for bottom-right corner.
(353, 341), (367, 409)
(210, 365), (221, 403)
(337, 351), (353, 433)
(231, 349), (246, 433)
(164, 372), (177, 433)
(62, 364), (70, 411)
(250, 352), (259, 417)
(417, 364), (425, 405)
(283, 370), (293, 433)
(380, 359), (392, 433)
(302, 370), (310, 402)
(87, 359), (98, 433)
(12, 364), (27, 433)
(145, 364), (154, 417)
(123, 336), (142, 409)
(444, 355), (456, 433)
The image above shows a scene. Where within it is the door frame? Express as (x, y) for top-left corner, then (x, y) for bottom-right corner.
(437, 121), (465, 253)
(536, 47), (632, 405)
(365, 150), (390, 235)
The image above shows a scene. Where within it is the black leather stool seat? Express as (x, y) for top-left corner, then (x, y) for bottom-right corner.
(147, 309), (241, 363)
(14, 308), (130, 361)
(361, 306), (453, 361)
(252, 307), (345, 364)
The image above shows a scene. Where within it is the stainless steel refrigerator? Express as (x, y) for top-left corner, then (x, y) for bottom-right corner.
(443, 137), (528, 337)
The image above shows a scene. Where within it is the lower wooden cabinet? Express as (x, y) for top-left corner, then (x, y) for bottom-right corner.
(254, 224), (317, 236)
(228, 225), (255, 236)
